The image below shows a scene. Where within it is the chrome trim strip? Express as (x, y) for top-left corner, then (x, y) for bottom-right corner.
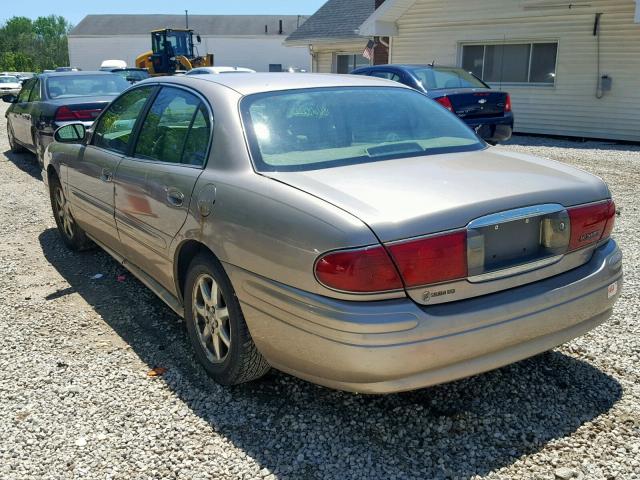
(468, 203), (565, 229)
(467, 254), (564, 283)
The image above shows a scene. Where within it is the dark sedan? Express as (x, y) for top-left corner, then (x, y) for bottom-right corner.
(352, 64), (513, 144)
(3, 71), (129, 166)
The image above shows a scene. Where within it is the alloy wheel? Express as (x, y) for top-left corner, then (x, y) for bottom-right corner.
(192, 273), (231, 363)
(54, 186), (74, 239)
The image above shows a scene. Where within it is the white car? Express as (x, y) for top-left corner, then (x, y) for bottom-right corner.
(0, 76), (22, 98)
(185, 66), (256, 75)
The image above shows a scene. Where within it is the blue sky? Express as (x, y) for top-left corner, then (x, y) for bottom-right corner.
(2, 1), (326, 26)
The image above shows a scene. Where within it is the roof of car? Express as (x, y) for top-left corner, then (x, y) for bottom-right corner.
(356, 64), (462, 70)
(151, 72), (408, 96)
(38, 71), (120, 78)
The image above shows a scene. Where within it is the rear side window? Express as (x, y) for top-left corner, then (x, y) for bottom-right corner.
(369, 71), (402, 82)
(92, 86), (155, 154)
(411, 67), (486, 90)
(29, 80), (41, 102)
(134, 87), (211, 166)
(17, 80), (34, 102)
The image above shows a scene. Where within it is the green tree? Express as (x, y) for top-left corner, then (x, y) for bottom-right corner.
(0, 15), (71, 72)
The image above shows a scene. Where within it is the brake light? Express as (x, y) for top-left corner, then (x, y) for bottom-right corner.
(387, 231), (467, 287)
(315, 245), (403, 292)
(55, 106), (102, 122)
(568, 200), (615, 251)
(434, 96), (454, 112)
(504, 94), (512, 112)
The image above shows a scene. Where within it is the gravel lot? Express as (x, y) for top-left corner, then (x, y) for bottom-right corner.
(0, 101), (638, 480)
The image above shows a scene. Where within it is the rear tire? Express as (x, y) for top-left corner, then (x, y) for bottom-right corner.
(34, 132), (45, 168)
(49, 175), (92, 251)
(7, 124), (25, 153)
(184, 253), (270, 385)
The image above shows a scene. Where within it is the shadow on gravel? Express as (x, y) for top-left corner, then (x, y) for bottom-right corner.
(3, 148), (41, 180)
(39, 227), (622, 480)
(503, 134), (640, 152)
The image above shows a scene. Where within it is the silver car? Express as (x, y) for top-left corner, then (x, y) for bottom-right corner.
(42, 74), (622, 394)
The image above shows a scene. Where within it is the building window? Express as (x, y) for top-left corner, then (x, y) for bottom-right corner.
(461, 42), (558, 85)
(335, 54), (369, 74)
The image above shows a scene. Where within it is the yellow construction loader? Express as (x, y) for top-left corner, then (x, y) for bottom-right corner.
(135, 29), (214, 76)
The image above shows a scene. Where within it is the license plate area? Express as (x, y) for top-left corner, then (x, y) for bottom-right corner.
(467, 204), (569, 280)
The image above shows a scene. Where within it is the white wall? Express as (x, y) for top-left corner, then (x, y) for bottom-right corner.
(69, 35), (310, 72)
(390, 0), (640, 141)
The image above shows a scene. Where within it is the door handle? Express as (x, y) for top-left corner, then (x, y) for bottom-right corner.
(100, 168), (112, 183)
(166, 187), (184, 207)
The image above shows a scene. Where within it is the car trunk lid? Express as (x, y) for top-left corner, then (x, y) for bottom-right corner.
(434, 89), (507, 119)
(267, 149), (611, 304)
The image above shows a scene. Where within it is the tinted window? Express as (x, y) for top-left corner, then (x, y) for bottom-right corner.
(28, 80), (41, 102)
(182, 105), (211, 166)
(112, 69), (150, 82)
(92, 86), (155, 154)
(134, 87), (209, 165)
(17, 80), (34, 102)
(369, 71), (402, 82)
(411, 67), (486, 90)
(242, 87), (483, 172)
(46, 74), (129, 99)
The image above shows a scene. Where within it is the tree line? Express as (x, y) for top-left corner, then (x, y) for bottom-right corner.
(0, 15), (71, 72)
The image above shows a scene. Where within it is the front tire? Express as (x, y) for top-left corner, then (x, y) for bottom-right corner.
(50, 175), (92, 251)
(184, 253), (270, 385)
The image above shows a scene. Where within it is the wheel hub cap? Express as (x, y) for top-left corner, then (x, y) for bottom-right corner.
(193, 273), (231, 363)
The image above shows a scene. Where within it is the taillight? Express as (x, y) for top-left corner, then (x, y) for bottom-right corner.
(568, 200), (615, 251)
(387, 231), (467, 287)
(315, 245), (403, 293)
(434, 96), (454, 112)
(55, 106), (102, 122)
(504, 94), (512, 112)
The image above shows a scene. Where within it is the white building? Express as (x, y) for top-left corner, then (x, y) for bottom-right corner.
(69, 14), (310, 73)
(289, 0), (640, 142)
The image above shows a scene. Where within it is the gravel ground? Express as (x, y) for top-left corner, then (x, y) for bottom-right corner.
(0, 101), (638, 480)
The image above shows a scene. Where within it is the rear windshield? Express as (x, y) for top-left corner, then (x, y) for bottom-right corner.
(241, 86), (484, 172)
(46, 75), (129, 99)
(411, 67), (487, 90)
(0, 76), (19, 83)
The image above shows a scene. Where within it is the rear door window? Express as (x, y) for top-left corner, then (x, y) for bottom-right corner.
(134, 87), (211, 166)
(369, 71), (402, 82)
(28, 80), (41, 102)
(92, 86), (156, 154)
(17, 80), (34, 102)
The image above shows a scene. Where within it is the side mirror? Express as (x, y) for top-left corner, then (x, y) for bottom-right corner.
(54, 123), (87, 143)
(2, 94), (17, 103)
(196, 34), (202, 43)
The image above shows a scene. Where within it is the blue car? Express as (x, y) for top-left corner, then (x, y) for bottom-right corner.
(352, 64), (513, 144)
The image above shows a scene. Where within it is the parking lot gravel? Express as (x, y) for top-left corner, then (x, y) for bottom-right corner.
(0, 100), (639, 479)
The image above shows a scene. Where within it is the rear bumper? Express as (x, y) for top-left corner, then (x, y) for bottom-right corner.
(464, 112), (514, 143)
(228, 239), (622, 394)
